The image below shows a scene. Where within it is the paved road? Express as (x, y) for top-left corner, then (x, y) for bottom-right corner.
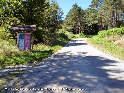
(5, 38), (124, 93)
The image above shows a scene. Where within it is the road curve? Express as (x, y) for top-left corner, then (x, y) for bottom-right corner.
(6, 38), (124, 93)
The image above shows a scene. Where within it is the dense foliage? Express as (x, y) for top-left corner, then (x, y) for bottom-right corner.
(0, 0), (63, 43)
(1, 0), (124, 39)
(63, 0), (124, 35)
(90, 0), (124, 28)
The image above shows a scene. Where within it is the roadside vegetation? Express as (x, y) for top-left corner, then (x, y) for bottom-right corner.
(88, 27), (124, 60)
(0, 29), (74, 68)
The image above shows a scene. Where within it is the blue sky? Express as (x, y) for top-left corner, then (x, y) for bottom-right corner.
(56, 0), (92, 19)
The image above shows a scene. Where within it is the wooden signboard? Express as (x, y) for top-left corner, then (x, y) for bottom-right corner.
(12, 25), (36, 51)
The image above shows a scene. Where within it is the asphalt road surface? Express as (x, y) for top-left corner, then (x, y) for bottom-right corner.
(5, 38), (124, 93)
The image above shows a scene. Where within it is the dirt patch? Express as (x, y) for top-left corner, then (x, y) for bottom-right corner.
(105, 35), (124, 47)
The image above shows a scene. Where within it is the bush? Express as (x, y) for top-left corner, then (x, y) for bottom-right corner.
(49, 29), (73, 46)
(98, 27), (124, 38)
(57, 29), (74, 39)
(0, 39), (19, 59)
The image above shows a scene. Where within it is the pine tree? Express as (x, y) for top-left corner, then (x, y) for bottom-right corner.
(64, 4), (85, 34)
(90, 0), (124, 29)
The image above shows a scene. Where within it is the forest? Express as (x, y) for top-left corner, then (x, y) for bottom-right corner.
(0, 0), (124, 68)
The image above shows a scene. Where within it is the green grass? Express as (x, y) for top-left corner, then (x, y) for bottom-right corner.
(88, 27), (124, 60)
(0, 43), (68, 68)
(0, 30), (72, 69)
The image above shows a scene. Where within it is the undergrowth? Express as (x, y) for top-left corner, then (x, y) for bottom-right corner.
(88, 27), (124, 60)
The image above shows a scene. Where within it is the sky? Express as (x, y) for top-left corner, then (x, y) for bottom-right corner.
(56, 0), (92, 19)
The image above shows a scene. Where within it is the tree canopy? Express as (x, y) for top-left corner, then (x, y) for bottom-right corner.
(0, 0), (63, 41)
(63, 0), (124, 35)
(1, 0), (124, 39)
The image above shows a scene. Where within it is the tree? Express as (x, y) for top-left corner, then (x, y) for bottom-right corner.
(41, 1), (63, 33)
(0, 0), (20, 39)
(85, 8), (98, 26)
(18, 0), (46, 25)
(30, 0), (63, 44)
(90, 0), (124, 29)
(64, 4), (85, 34)
(84, 8), (99, 34)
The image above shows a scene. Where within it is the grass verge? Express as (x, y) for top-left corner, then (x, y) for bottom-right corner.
(0, 30), (72, 69)
(88, 27), (124, 60)
(0, 40), (69, 69)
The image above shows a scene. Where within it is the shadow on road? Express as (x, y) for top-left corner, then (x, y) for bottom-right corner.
(3, 39), (124, 93)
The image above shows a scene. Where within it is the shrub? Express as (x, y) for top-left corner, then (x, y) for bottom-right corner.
(98, 27), (124, 38)
(57, 29), (74, 39)
(0, 39), (19, 59)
